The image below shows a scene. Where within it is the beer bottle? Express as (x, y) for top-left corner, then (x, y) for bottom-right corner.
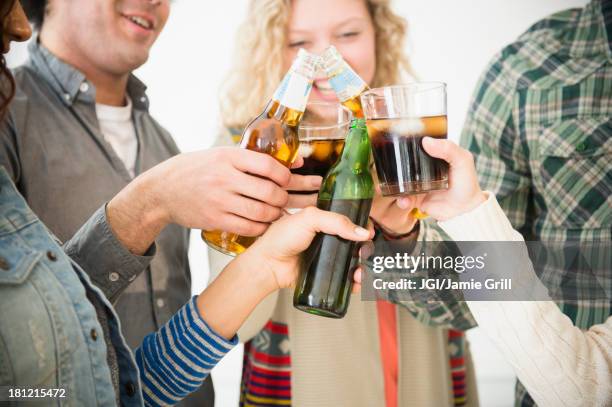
(203, 49), (319, 256)
(321, 45), (369, 118)
(293, 118), (374, 318)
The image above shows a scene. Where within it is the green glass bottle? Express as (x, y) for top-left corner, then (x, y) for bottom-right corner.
(294, 118), (374, 318)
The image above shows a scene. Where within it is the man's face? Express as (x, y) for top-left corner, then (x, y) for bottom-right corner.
(48, 0), (170, 76)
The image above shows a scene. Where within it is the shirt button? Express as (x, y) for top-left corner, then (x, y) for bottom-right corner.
(576, 142), (587, 152)
(108, 272), (120, 282)
(156, 298), (165, 308)
(63, 93), (71, 102)
(79, 82), (90, 93)
(46, 251), (57, 262)
(125, 381), (136, 397)
(90, 328), (98, 341)
(139, 96), (147, 103)
(0, 257), (9, 270)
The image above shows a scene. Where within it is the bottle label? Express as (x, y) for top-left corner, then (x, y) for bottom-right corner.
(328, 66), (367, 103)
(273, 71), (312, 112)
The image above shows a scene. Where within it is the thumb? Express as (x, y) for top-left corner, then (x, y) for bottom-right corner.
(422, 137), (467, 167)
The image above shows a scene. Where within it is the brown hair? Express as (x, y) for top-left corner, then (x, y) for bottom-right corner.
(0, 0), (16, 119)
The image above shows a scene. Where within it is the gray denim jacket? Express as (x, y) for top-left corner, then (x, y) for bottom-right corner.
(0, 167), (149, 406)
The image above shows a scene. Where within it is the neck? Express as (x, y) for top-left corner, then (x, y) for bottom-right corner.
(40, 29), (129, 106)
(264, 100), (303, 127)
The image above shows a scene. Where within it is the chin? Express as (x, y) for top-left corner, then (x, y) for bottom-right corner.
(119, 50), (151, 73)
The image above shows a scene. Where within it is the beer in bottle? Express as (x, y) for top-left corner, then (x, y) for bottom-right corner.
(293, 118), (374, 318)
(203, 49), (319, 256)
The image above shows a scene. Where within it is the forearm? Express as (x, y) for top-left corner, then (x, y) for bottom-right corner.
(106, 171), (169, 256)
(469, 302), (612, 406)
(440, 194), (612, 406)
(207, 247), (277, 342)
(197, 250), (277, 340)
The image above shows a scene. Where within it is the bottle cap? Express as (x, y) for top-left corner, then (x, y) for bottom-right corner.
(293, 48), (321, 79)
(321, 45), (343, 77)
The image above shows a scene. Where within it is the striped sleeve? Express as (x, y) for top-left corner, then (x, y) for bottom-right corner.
(135, 296), (238, 406)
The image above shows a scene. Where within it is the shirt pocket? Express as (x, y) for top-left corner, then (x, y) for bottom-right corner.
(536, 116), (611, 229)
(0, 237), (58, 388)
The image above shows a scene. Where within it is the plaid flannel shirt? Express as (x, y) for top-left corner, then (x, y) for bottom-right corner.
(459, 1), (611, 405)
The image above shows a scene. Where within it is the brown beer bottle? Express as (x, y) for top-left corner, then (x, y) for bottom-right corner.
(293, 119), (374, 318)
(203, 49), (319, 256)
(321, 45), (369, 118)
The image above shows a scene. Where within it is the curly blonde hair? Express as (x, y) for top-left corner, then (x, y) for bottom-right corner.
(220, 0), (414, 129)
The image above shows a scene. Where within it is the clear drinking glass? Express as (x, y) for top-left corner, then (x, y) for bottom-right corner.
(361, 83), (448, 196)
(292, 101), (353, 178)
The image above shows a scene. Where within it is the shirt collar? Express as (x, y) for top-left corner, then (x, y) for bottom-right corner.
(27, 38), (150, 111)
(569, 0), (612, 62)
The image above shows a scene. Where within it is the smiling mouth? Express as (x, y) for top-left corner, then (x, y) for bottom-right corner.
(123, 14), (153, 30)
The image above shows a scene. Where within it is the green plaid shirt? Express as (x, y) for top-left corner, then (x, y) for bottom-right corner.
(459, 0), (611, 405)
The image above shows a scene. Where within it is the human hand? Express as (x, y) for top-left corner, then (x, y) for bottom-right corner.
(370, 177), (423, 236)
(145, 147), (295, 232)
(107, 147), (295, 254)
(195, 206), (373, 339)
(285, 157), (322, 209)
(240, 206), (374, 292)
(397, 138), (486, 221)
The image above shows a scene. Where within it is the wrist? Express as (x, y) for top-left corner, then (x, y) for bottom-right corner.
(195, 248), (278, 340)
(459, 190), (487, 217)
(107, 173), (170, 254)
(234, 248), (279, 297)
(133, 169), (172, 228)
(372, 217), (419, 241)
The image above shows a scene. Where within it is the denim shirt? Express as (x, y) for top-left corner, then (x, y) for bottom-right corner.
(0, 39), (192, 354)
(0, 167), (145, 406)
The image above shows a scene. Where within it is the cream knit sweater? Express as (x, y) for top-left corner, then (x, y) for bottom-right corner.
(439, 193), (612, 407)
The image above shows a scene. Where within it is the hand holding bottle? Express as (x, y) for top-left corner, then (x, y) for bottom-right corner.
(397, 138), (487, 221)
(243, 207), (374, 290)
(196, 207), (373, 339)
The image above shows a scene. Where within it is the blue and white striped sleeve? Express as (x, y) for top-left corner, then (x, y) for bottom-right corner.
(135, 296), (238, 406)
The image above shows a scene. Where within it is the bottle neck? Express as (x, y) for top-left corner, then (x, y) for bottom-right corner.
(323, 47), (368, 105)
(267, 49), (316, 125)
(263, 100), (304, 127)
(337, 120), (370, 173)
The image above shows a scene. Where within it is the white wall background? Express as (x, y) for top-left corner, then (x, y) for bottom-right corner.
(7, 0), (589, 406)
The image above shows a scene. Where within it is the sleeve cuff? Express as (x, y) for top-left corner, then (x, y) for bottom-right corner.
(63, 204), (155, 299)
(438, 192), (524, 242)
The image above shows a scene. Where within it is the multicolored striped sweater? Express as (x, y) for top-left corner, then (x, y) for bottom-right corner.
(240, 320), (468, 407)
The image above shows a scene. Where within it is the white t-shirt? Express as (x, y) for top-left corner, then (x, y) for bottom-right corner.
(95, 97), (138, 178)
